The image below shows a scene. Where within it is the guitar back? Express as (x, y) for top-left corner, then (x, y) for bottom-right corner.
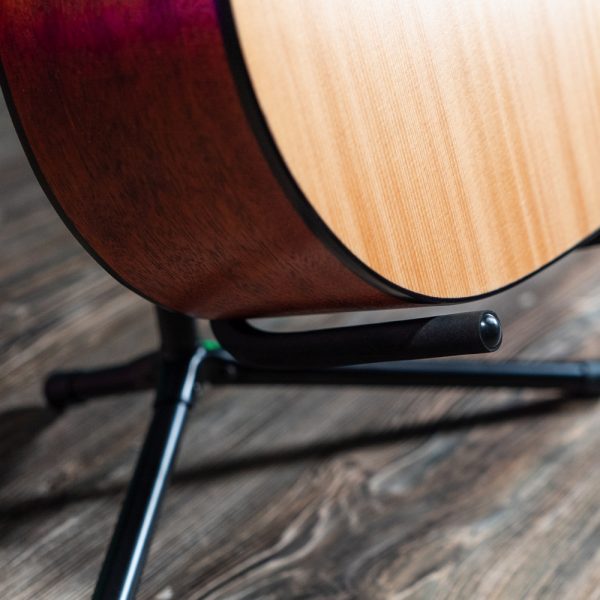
(1, 0), (599, 318)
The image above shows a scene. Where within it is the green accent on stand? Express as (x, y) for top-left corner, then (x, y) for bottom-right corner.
(202, 339), (222, 351)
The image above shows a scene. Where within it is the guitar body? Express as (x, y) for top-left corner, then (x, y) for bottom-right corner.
(1, 0), (599, 318)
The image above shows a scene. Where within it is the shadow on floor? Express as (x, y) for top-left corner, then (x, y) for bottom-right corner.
(0, 406), (57, 485)
(0, 393), (595, 521)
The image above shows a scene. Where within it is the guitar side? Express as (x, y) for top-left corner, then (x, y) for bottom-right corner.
(0, 0), (408, 318)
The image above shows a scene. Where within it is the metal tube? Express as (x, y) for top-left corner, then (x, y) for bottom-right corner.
(210, 311), (502, 370)
(92, 345), (205, 600)
(45, 353), (158, 410)
(203, 354), (600, 394)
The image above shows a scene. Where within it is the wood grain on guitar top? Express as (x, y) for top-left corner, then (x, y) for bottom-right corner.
(232, 0), (600, 298)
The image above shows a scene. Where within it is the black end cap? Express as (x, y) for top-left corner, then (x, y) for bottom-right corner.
(479, 312), (502, 351)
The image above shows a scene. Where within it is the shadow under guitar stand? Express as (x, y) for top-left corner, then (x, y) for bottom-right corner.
(44, 304), (600, 600)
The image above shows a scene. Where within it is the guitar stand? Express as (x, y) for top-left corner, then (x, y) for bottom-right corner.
(43, 306), (600, 600)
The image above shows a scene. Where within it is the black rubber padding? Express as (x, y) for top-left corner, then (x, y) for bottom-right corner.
(44, 354), (159, 411)
(211, 310), (502, 370)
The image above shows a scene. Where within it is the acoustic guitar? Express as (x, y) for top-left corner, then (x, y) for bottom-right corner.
(1, 0), (599, 319)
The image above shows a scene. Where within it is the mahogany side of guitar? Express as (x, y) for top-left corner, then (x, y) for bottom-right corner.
(1, 1), (599, 318)
(0, 0), (404, 318)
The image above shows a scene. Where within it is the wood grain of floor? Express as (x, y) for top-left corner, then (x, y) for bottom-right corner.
(1, 98), (600, 600)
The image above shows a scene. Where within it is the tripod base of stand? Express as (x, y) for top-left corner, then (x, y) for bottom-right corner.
(44, 309), (600, 600)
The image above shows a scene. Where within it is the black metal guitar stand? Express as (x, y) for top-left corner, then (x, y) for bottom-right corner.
(44, 305), (600, 600)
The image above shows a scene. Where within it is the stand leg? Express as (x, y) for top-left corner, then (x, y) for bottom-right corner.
(92, 310), (205, 600)
(202, 354), (600, 395)
(45, 353), (159, 410)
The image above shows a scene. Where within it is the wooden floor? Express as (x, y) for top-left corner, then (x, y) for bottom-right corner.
(1, 98), (600, 600)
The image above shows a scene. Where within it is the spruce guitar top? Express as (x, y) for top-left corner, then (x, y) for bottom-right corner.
(1, 0), (599, 318)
